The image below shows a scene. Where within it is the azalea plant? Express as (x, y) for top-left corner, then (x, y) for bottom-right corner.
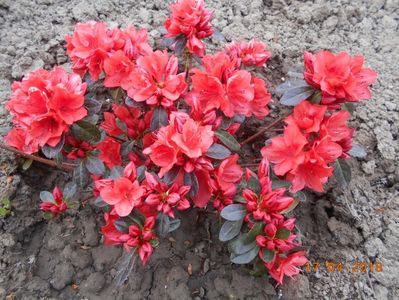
(1, 0), (377, 287)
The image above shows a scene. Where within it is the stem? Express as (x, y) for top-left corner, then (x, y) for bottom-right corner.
(0, 143), (76, 172)
(240, 113), (290, 146)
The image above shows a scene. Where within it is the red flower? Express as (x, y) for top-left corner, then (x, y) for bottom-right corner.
(144, 172), (190, 218)
(210, 177), (236, 212)
(261, 123), (307, 176)
(96, 137), (122, 169)
(64, 135), (94, 160)
(99, 162), (145, 216)
(215, 154), (243, 191)
(304, 51), (377, 105)
(5, 67), (87, 152)
(103, 50), (135, 88)
(123, 50), (187, 108)
(164, 0), (213, 57)
(65, 21), (114, 80)
(225, 39), (271, 67)
(109, 26), (152, 60)
(101, 208), (124, 245)
(285, 100), (327, 133)
(256, 218), (297, 253)
(119, 216), (157, 265)
(40, 186), (68, 217)
(266, 251), (307, 286)
(189, 52), (270, 118)
(143, 112), (214, 177)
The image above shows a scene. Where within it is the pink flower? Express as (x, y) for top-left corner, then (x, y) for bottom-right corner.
(99, 162), (145, 216)
(103, 50), (135, 88)
(304, 51), (377, 106)
(215, 154), (243, 191)
(123, 50), (187, 108)
(65, 21), (114, 80)
(5, 67), (87, 152)
(164, 0), (213, 57)
(225, 39), (271, 67)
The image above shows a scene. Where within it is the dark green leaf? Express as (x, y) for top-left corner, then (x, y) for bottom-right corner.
(161, 35), (181, 48)
(111, 87), (125, 102)
(121, 141), (135, 156)
(215, 130), (240, 152)
(246, 222), (264, 242)
(40, 191), (54, 203)
(73, 161), (88, 187)
(309, 90), (321, 104)
(137, 165), (146, 182)
(281, 199), (299, 214)
(114, 220), (129, 233)
(85, 97), (102, 114)
(349, 144), (367, 158)
(234, 195), (246, 204)
(109, 166), (124, 179)
(219, 220), (243, 242)
(174, 35), (187, 55)
(42, 212), (53, 219)
(272, 180), (291, 189)
(184, 172), (198, 197)
(333, 158), (351, 187)
(168, 218), (181, 233)
(42, 135), (65, 159)
(228, 235), (257, 255)
(277, 79), (315, 106)
(247, 175), (261, 194)
(125, 96), (145, 108)
(72, 120), (101, 143)
(205, 144), (231, 159)
(156, 213), (170, 237)
(84, 155), (105, 175)
(230, 245), (259, 264)
(163, 166), (181, 185)
(221, 204), (246, 221)
(94, 196), (108, 208)
(342, 102), (355, 113)
(63, 182), (77, 199)
(22, 159), (33, 170)
(150, 106), (169, 131)
(250, 259), (268, 276)
(260, 249), (275, 262)
(129, 209), (145, 227)
(275, 228), (291, 240)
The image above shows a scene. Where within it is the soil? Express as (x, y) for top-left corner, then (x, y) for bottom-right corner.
(0, 0), (398, 299)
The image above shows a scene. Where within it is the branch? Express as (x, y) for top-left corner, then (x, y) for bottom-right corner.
(0, 143), (76, 172)
(240, 113), (290, 146)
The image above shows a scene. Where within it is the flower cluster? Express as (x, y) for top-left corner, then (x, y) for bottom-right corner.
(164, 0), (213, 57)
(5, 67), (87, 154)
(263, 100), (354, 193)
(3, 0), (377, 287)
(304, 51), (377, 107)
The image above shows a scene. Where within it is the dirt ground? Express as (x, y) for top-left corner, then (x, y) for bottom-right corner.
(0, 0), (398, 299)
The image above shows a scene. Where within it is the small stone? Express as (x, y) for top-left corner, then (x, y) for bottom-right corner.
(364, 238), (386, 257)
(81, 272), (105, 293)
(362, 160), (376, 175)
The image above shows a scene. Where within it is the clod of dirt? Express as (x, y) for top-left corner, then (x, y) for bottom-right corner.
(50, 262), (74, 290)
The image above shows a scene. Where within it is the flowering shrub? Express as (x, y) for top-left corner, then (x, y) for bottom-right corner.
(2, 0), (377, 287)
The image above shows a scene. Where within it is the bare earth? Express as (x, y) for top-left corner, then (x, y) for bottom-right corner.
(0, 0), (398, 299)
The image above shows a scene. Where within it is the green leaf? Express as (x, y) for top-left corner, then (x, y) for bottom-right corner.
(22, 159), (33, 171)
(114, 220), (129, 233)
(219, 220), (243, 242)
(111, 87), (125, 102)
(215, 130), (240, 152)
(230, 244), (259, 264)
(63, 182), (78, 199)
(272, 180), (291, 189)
(168, 218), (181, 233)
(84, 155), (105, 175)
(342, 102), (355, 113)
(247, 175), (261, 194)
(163, 166), (181, 185)
(73, 161), (88, 187)
(184, 172), (198, 197)
(40, 191), (54, 203)
(94, 196), (108, 208)
(333, 158), (351, 187)
(121, 141), (135, 156)
(280, 199), (299, 214)
(109, 166), (124, 179)
(205, 143), (231, 159)
(228, 235), (257, 255)
(221, 204), (246, 221)
(42, 212), (53, 219)
(150, 106), (169, 131)
(250, 259), (268, 276)
(277, 79), (315, 106)
(42, 135), (65, 159)
(246, 222), (264, 242)
(84, 97), (102, 115)
(156, 213), (170, 237)
(275, 228), (291, 240)
(72, 120), (101, 143)
(260, 249), (275, 263)
(137, 165), (146, 182)
(234, 195), (246, 204)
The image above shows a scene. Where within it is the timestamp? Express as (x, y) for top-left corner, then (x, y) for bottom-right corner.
(305, 261), (383, 273)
